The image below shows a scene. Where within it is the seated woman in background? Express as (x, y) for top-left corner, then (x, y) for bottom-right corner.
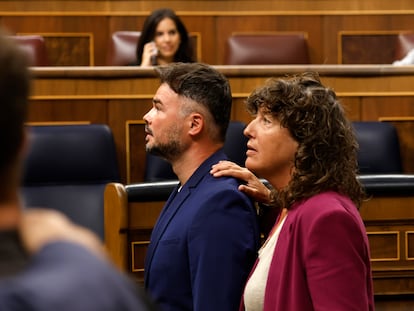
(136, 8), (194, 66)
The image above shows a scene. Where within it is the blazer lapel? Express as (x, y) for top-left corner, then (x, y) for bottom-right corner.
(144, 149), (228, 286)
(144, 185), (190, 284)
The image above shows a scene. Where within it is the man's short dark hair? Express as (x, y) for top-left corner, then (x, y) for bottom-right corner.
(155, 62), (232, 142)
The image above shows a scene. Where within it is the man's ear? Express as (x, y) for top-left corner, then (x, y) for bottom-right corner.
(188, 113), (204, 136)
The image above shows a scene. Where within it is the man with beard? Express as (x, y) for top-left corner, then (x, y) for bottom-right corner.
(143, 62), (260, 311)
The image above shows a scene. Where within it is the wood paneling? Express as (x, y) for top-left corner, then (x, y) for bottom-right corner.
(216, 15), (323, 65)
(41, 34), (93, 66)
(2, 16), (107, 65)
(28, 65), (414, 183)
(339, 31), (402, 64)
(1, 2), (414, 65)
(28, 99), (107, 122)
(360, 196), (414, 296)
(1, 1), (414, 12)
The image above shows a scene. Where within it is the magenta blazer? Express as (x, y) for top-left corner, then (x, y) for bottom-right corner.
(240, 191), (375, 311)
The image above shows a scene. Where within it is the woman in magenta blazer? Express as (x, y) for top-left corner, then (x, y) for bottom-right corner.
(211, 72), (375, 311)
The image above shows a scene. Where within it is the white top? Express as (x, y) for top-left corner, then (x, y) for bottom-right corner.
(243, 215), (288, 311)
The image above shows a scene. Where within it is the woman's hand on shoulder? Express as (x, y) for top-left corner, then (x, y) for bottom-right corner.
(210, 160), (272, 204)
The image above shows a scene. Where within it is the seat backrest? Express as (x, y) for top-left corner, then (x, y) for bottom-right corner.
(21, 124), (120, 240)
(223, 120), (249, 166)
(9, 35), (49, 66)
(106, 31), (200, 65)
(353, 121), (403, 174)
(106, 31), (141, 66)
(144, 121), (248, 181)
(224, 32), (310, 65)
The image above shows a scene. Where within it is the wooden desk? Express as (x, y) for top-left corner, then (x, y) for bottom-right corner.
(104, 181), (414, 302)
(360, 196), (414, 296)
(29, 65), (414, 183)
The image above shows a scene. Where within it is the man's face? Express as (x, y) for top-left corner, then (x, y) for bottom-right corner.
(143, 83), (186, 161)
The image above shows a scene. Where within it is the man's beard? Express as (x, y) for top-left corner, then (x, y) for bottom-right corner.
(146, 138), (182, 162)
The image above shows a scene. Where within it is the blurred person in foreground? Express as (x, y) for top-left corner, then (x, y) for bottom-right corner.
(211, 72), (375, 311)
(0, 33), (157, 311)
(143, 62), (260, 311)
(136, 8), (194, 67)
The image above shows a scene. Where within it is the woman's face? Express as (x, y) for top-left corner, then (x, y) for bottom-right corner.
(153, 17), (181, 63)
(244, 107), (298, 189)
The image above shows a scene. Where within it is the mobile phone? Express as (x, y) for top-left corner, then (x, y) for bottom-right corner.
(150, 42), (158, 66)
(150, 54), (157, 66)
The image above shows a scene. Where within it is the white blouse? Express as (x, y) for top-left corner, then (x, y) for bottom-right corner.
(243, 215), (288, 311)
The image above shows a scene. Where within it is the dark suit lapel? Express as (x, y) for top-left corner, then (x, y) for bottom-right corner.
(144, 149), (228, 286)
(144, 185), (190, 284)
